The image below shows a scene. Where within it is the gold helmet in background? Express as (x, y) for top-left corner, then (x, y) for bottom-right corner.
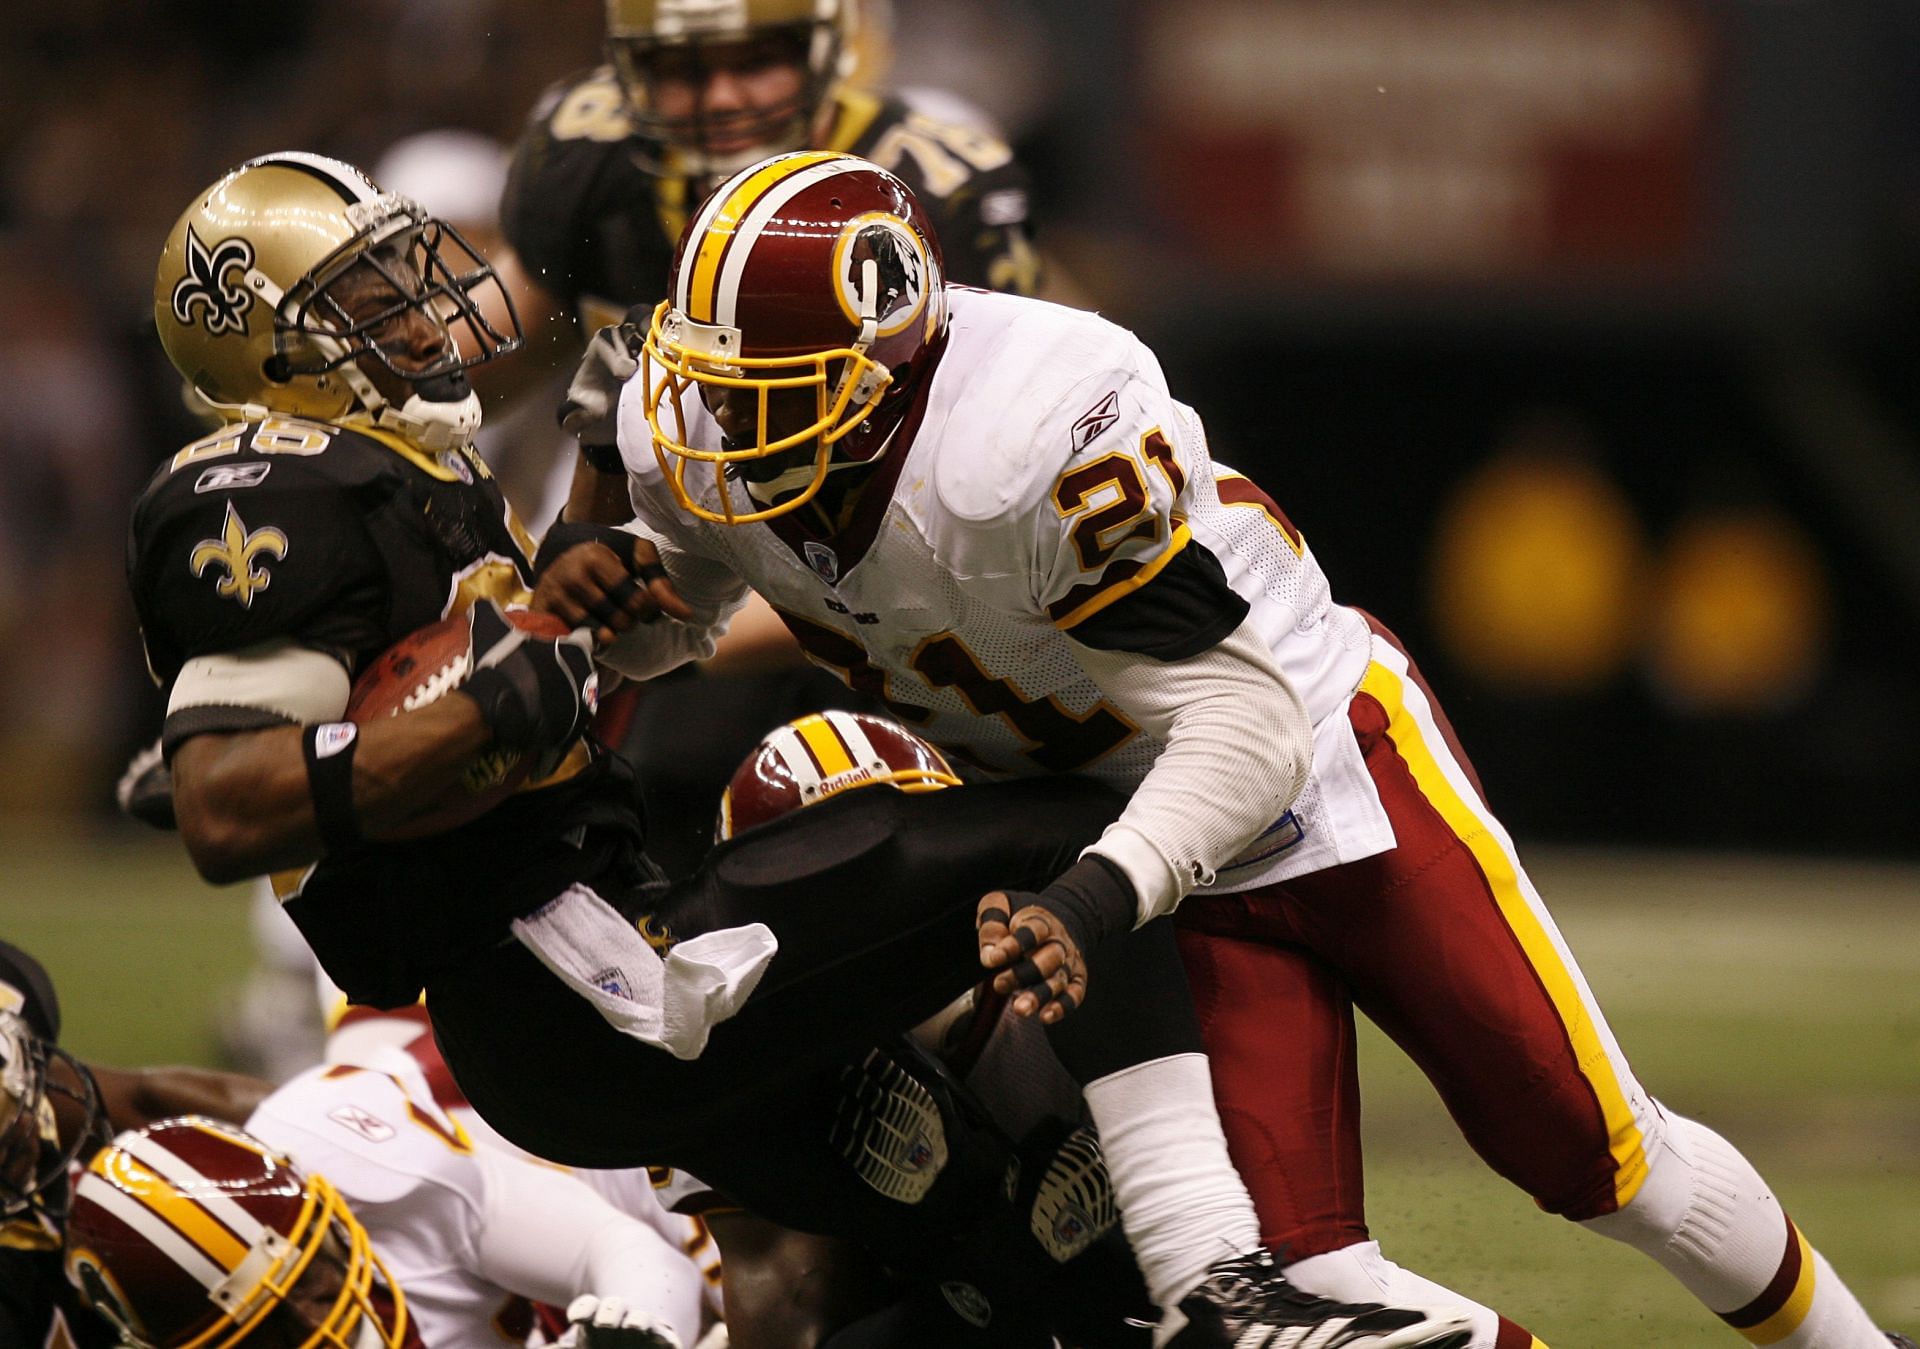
(154, 151), (521, 452)
(605, 0), (862, 176)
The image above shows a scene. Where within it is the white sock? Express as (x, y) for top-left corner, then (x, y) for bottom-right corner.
(1581, 1107), (1883, 1347)
(1285, 1241), (1512, 1349)
(1081, 1052), (1261, 1312)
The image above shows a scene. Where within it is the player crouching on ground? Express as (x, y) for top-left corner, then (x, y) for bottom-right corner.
(64, 1089), (707, 1348)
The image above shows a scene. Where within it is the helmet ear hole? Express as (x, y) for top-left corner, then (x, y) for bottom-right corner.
(261, 355), (292, 384)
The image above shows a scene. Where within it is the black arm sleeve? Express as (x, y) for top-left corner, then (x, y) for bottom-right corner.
(1066, 540), (1249, 660)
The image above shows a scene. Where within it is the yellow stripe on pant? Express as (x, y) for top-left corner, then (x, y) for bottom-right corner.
(1357, 657), (1650, 1209)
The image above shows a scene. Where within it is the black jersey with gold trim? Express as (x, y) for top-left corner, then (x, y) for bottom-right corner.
(126, 414), (644, 1009)
(128, 415), (542, 698)
(503, 67), (1039, 328)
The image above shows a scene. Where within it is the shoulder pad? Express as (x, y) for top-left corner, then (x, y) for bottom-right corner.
(129, 422), (394, 684)
(504, 66), (638, 289)
(929, 299), (1148, 526)
(250, 1060), (475, 1205)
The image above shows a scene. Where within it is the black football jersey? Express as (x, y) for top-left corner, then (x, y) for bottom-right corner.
(1, 1180), (118, 1349)
(125, 415), (644, 1006)
(503, 68), (1040, 328)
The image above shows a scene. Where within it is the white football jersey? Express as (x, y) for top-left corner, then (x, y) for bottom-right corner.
(614, 287), (1395, 888)
(246, 1047), (709, 1347)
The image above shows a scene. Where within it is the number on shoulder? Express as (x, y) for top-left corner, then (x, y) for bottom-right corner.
(868, 111), (1013, 199)
(170, 416), (337, 475)
(547, 71), (634, 143)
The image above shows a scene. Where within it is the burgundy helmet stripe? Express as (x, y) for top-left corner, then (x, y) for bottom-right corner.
(676, 154), (788, 317)
(714, 158), (870, 328)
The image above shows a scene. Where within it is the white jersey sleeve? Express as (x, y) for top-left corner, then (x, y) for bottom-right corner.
(595, 397), (755, 680)
(245, 1047), (709, 1347)
(597, 514), (752, 680)
(931, 346), (1315, 917)
(468, 1144), (710, 1349)
(1022, 374), (1203, 635)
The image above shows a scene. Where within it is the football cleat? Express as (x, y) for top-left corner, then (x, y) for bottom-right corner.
(1166, 1251), (1475, 1349)
(831, 1047), (950, 1204)
(1884, 1334), (1917, 1348)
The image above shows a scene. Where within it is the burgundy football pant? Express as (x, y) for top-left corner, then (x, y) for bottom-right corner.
(1175, 623), (1653, 1262)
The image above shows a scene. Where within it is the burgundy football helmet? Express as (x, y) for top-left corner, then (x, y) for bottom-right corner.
(640, 150), (948, 524)
(64, 1117), (409, 1349)
(717, 709), (959, 841)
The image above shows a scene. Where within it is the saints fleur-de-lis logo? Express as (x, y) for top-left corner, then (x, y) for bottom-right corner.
(636, 913), (677, 954)
(171, 226), (257, 336)
(190, 501), (288, 608)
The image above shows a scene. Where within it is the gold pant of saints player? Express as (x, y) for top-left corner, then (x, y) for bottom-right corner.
(1177, 617), (1859, 1349)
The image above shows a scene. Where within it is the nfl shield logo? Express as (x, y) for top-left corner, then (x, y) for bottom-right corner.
(803, 541), (840, 584)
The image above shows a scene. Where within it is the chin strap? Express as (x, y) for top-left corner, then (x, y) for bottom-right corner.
(329, 353), (480, 452)
(293, 309), (481, 451)
(741, 450), (871, 508)
(833, 258), (886, 408)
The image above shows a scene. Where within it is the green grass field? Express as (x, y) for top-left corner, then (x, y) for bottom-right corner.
(5, 827), (1916, 1345)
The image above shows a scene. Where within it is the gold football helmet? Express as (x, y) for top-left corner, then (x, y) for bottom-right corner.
(154, 151), (521, 452)
(606, 0), (859, 175)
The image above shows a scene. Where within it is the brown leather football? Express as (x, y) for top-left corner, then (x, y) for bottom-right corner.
(346, 606), (572, 837)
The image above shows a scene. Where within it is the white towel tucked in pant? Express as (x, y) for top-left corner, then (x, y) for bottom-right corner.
(512, 884), (778, 1060)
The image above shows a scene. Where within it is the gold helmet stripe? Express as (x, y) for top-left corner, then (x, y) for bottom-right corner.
(76, 1162), (240, 1289)
(679, 150), (847, 324)
(114, 1130), (276, 1255)
(793, 712), (857, 778)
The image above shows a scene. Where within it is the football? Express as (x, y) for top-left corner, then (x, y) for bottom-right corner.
(345, 606), (573, 838)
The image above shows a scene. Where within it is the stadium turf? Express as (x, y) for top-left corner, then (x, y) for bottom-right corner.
(7, 828), (1916, 1343)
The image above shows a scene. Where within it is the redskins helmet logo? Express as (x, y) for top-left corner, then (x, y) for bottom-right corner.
(172, 227), (257, 336)
(832, 214), (928, 338)
(67, 1248), (145, 1343)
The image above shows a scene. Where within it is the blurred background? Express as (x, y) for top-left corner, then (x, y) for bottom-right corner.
(2, 1), (1916, 1340)
(3, 0), (1920, 850)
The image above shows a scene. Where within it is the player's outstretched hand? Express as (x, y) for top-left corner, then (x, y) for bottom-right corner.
(555, 1294), (682, 1349)
(534, 526), (694, 647)
(558, 321), (643, 458)
(977, 892), (1089, 1024)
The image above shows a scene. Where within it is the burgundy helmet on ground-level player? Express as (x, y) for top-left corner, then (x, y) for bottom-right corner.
(718, 709), (960, 840)
(716, 710), (987, 1059)
(64, 1117), (411, 1349)
(640, 151), (949, 524)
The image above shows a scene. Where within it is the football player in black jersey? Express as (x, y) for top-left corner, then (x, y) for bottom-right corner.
(502, 0), (1040, 435)
(132, 153), (1469, 1349)
(500, 0), (1052, 877)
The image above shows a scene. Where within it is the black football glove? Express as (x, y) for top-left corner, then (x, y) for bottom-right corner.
(457, 600), (598, 778)
(554, 1295), (681, 1349)
(115, 738), (177, 830)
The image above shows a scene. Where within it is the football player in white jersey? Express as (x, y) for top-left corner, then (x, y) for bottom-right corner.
(63, 1052), (715, 1349)
(537, 151), (1910, 1349)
